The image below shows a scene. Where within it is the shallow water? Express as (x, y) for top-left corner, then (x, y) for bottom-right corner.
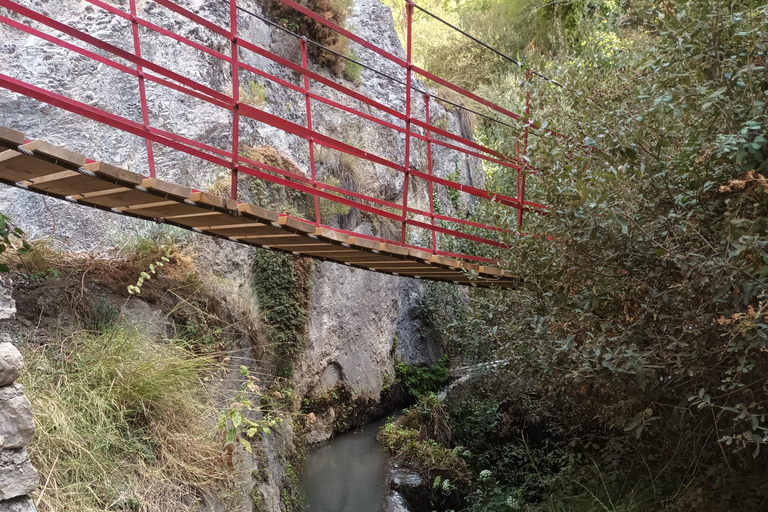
(299, 418), (388, 512)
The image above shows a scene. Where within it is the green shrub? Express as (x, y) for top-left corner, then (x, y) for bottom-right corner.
(240, 80), (267, 107)
(0, 213), (31, 272)
(378, 395), (471, 509)
(85, 296), (120, 332)
(395, 355), (450, 401)
(251, 250), (313, 377)
(268, 0), (353, 76)
(343, 51), (362, 83)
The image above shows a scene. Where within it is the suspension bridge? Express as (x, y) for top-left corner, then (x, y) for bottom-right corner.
(0, 0), (558, 287)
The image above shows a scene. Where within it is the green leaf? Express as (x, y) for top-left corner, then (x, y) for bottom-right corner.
(232, 410), (242, 428)
(225, 428), (236, 444)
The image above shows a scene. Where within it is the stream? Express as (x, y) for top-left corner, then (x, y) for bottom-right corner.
(299, 418), (388, 512)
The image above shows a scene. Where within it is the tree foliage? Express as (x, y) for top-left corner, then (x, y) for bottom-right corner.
(414, 0), (768, 509)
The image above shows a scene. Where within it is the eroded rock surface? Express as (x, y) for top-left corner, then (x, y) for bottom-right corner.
(0, 384), (35, 451)
(0, 496), (38, 512)
(0, 449), (39, 502)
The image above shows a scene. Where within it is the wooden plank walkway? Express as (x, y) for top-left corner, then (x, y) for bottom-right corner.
(0, 126), (516, 287)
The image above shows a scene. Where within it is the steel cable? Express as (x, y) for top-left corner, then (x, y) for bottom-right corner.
(233, 2), (519, 130)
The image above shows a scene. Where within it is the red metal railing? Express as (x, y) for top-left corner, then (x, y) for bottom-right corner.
(0, 0), (550, 265)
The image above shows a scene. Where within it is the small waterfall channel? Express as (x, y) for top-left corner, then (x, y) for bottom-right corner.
(299, 418), (389, 511)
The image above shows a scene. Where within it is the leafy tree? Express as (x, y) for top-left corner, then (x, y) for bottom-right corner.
(408, 0), (768, 509)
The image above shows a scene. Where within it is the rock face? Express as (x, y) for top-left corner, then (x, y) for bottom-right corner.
(383, 491), (414, 512)
(0, 0), (472, 385)
(386, 466), (426, 511)
(0, 0), (475, 509)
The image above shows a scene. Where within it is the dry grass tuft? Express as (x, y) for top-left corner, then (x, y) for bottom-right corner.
(268, 0), (353, 76)
(433, 88), (479, 141)
(22, 326), (240, 512)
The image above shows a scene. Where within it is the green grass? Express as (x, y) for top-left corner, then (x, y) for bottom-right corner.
(240, 80), (267, 107)
(21, 326), (237, 512)
(343, 51), (362, 83)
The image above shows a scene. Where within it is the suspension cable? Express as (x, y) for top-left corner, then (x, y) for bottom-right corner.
(234, 2), (522, 131)
(411, 1), (565, 89)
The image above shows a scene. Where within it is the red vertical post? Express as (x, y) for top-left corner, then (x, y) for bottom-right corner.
(400, 0), (414, 245)
(518, 70), (532, 231)
(229, 0), (240, 200)
(129, 0), (155, 178)
(424, 93), (436, 253)
(301, 37), (321, 225)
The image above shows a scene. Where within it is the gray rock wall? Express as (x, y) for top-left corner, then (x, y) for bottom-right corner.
(0, 1), (477, 505)
(0, 334), (38, 511)
(0, 0), (474, 397)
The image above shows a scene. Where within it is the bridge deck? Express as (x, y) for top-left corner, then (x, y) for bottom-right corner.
(0, 126), (516, 287)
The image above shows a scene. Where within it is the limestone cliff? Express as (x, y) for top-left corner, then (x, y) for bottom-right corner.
(0, 0), (476, 396)
(0, 1), (476, 509)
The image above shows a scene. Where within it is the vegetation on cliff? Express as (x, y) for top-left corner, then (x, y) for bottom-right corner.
(382, 0), (768, 510)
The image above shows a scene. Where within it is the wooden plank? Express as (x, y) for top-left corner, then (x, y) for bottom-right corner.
(348, 237), (380, 251)
(0, 151), (73, 183)
(189, 190), (236, 210)
(116, 200), (179, 212)
(284, 249), (355, 256)
(84, 161), (144, 186)
(300, 251), (401, 261)
(24, 170), (78, 185)
(77, 188), (172, 208)
(27, 170), (125, 196)
(408, 248), (436, 262)
(0, 126), (24, 148)
(435, 256), (460, 268)
(381, 243), (410, 257)
(122, 202), (208, 218)
(314, 227), (351, 245)
(479, 266), (503, 277)
(234, 234), (309, 245)
(238, 203), (279, 223)
(201, 224), (279, 238)
(22, 140), (85, 168)
(277, 215), (316, 234)
(142, 178), (193, 200)
(345, 261), (428, 268)
(168, 212), (244, 228)
(263, 241), (341, 250)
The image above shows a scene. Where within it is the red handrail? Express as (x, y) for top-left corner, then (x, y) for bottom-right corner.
(0, 0), (552, 266)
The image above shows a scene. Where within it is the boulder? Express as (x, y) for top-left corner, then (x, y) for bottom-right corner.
(0, 495), (38, 512)
(0, 340), (23, 387)
(387, 466), (429, 511)
(0, 384), (35, 450)
(383, 491), (413, 512)
(0, 449), (39, 501)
